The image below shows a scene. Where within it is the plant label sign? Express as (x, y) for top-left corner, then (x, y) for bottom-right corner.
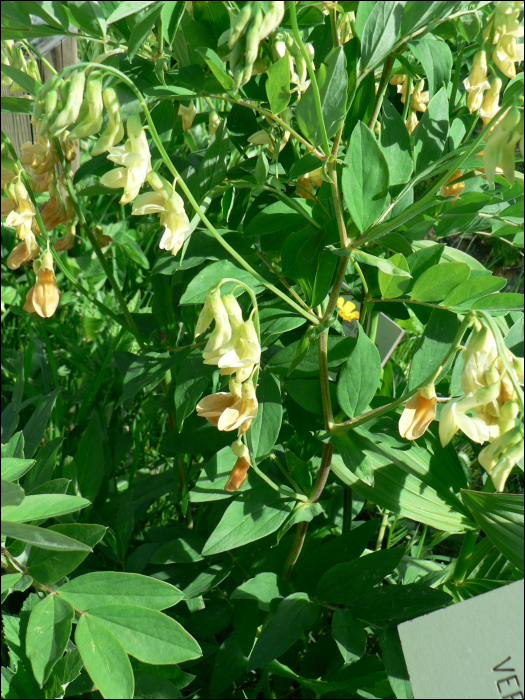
(398, 579), (524, 699)
(339, 297), (405, 367)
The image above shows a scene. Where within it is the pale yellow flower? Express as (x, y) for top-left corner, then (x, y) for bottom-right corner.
(440, 170), (465, 199)
(7, 232), (39, 270)
(463, 51), (490, 113)
(24, 250), (60, 318)
(178, 102), (197, 131)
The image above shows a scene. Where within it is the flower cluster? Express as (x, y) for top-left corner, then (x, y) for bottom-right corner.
(225, 1), (285, 90)
(483, 106), (524, 187)
(195, 287), (261, 491)
(483, 0), (524, 79)
(132, 172), (190, 257)
(272, 32), (315, 99)
(389, 75), (429, 135)
(400, 318), (524, 492)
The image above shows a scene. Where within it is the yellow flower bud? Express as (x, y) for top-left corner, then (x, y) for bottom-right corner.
(209, 111), (221, 137)
(463, 51), (490, 113)
(178, 101), (197, 131)
(405, 110), (419, 135)
(225, 439), (252, 492)
(92, 87), (125, 156)
(480, 78), (502, 128)
(48, 71), (86, 138)
(68, 72), (104, 139)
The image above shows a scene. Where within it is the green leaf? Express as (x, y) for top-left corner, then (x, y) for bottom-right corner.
(360, 1), (402, 70)
(265, 56), (291, 114)
(106, 1), (157, 24)
(231, 572), (284, 612)
(461, 491), (524, 573)
(0, 64), (40, 96)
(342, 122), (390, 232)
(381, 98), (413, 186)
(27, 524), (107, 586)
(58, 572), (184, 610)
(26, 595), (75, 686)
(133, 671), (184, 699)
(22, 389), (61, 458)
(75, 614), (134, 700)
(189, 446), (245, 502)
(1, 480), (25, 507)
(284, 378), (325, 415)
(243, 200), (311, 237)
(180, 260), (265, 304)
(471, 293), (525, 314)
(330, 451), (474, 533)
(210, 634), (249, 695)
(161, 1), (186, 46)
(68, 0), (107, 40)
(248, 371), (282, 460)
(414, 87), (449, 173)
(378, 626), (414, 699)
(259, 305), (306, 345)
(150, 534), (204, 565)
(332, 609), (367, 665)
(196, 117), (230, 195)
(23, 437), (63, 492)
(87, 605), (201, 664)
(0, 522), (92, 551)
(333, 248), (412, 277)
(193, 0), (229, 42)
(2, 458), (34, 482)
(2, 494), (91, 523)
(0, 96), (35, 115)
(196, 47), (233, 91)
(409, 35), (453, 99)
(183, 564), (232, 600)
(249, 593), (319, 669)
(174, 353), (213, 430)
(337, 327), (381, 419)
(127, 3), (163, 60)
(112, 230), (150, 269)
(1, 572), (23, 595)
(317, 547), (405, 604)
(297, 46), (347, 147)
(202, 483), (294, 556)
(348, 584), (452, 625)
(408, 308), (459, 390)
(401, 1), (460, 36)
(443, 276), (507, 308)
(379, 254), (411, 299)
(411, 262), (470, 302)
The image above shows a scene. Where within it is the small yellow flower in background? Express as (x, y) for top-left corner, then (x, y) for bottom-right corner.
(178, 101), (197, 131)
(23, 250), (60, 319)
(248, 130), (273, 146)
(399, 384), (437, 441)
(337, 298), (360, 323)
(440, 170), (465, 199)
(7, 232), (39, 270)
(100, 114), (151, 205)
(297, 168), (323, 200)
(225, 439), (252, 492)
(480, 78), (503, 128)
(389, 74), (406, 87)
(463, 50), (490, 113)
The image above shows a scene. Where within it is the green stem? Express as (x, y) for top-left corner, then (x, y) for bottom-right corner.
(56, 143), (145, 349)
(342, 487), (353, 533)
(449, 42), (464, 114)
(20, 39), (57, 76)
(322, 257), (348, 325)
(289, 1), (330, 157)
(376, 510), (390, 551)
(367, 54), (396, 132)
(401, 77), (413, 122)
(319, 330), (334, 430)
(282, 521), (308, 583)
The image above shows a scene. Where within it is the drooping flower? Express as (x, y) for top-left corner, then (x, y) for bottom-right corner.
(201, 289), (233, 364)
(463, 50), (490, 113)
(100, 114), (151, 205)
(399, 383), (437, 441)
(493, 35), (524, 78)
(337, 298), (360, 323)
(91, 87), (125, 156)
(23, 250), (60, 318)
(296, 168), (323, 200)
(209, 111), (221, 137)
(178, 102), (197, 131)
(483, 106), (523, 186)
(7, 232), (39, 270)
(132, 172), (191, 256)
(439, 392), (492, 447)
(4, 179), (38, 240)
(217, 317), (261, 383)
(478, 425), (524, 492)
(405, 110), (419, 136)
(225, 439), (252, 492)
(410, 79), (429, 113)
(480, 78), (503, 128)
